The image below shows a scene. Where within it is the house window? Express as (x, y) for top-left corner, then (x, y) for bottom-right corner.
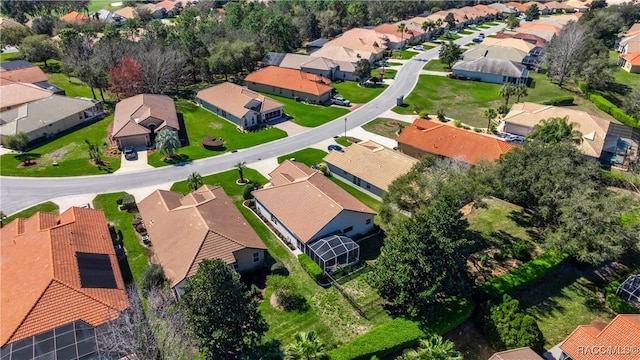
(232, 262), (239, 270)
(366, 184), (371, 189)
(253, 252), (260, 263)
(271, 214), (278, 225)
(343, 226), (353, 233)
(366, 219), (371, 225)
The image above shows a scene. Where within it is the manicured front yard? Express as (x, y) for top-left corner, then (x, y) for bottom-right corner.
(392, 73), (612, 128)
(170, 167), (267, 198)
(2, 202), (59, 224)
(0, 115), (122, 176)
(148, 100), (287, 167)
(277, 148), (328, 166)
(0, 52), (19, 61)
(372, 68), (397, 79)
(93, 192), (148, 283)
(391, 50), (420, 59)
(332, 81), (388, 104)
(423, 59), (450, 72)
(88, 0), (122, 12)
(437, 34), (463, 41)
(259, 93), (349, 127)
(361, 117), (406, 140)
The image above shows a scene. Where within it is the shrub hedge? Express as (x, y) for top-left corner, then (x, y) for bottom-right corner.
(541, 95), (574, 106)
(481, 250), (568, 297)
(298, 254), (324, 283)
(586, 93), (638, 127)
(328, 318), (425, 360)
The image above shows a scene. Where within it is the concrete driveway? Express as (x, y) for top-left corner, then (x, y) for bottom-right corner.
(115, 148), (153, 173)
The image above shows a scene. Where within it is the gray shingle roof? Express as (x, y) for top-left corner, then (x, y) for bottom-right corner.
(452, 57), (527, 78)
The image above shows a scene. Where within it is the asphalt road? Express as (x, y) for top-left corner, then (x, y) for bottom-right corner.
(0, 24), (505, 215)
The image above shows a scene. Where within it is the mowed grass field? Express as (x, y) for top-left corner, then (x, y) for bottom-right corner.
(393, 73), (615, 127)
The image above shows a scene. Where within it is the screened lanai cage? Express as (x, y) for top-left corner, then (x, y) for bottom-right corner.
(617, 274), (640, 308)
(307, 235), (359, 274)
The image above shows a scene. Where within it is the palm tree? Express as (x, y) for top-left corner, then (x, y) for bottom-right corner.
(284, 331), (326, 360)
(483, 107), (498, 133)
(498, 82), (517, 111)
(514, 83), (529, 103)
(236, 161), (247, 183)
(397, 22), (406, 49)
(421, 20), (435, 35)
(527, 116), (583, 145)
(155, 129), (180, 157)
(399, 334), (462, 360)
(187, 172), (203, 192)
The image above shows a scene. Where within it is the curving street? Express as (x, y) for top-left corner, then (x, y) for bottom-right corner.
(0, 25), (505, 215)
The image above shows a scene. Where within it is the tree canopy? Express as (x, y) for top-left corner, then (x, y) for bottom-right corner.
(438, 41), (462, 68)
(526, 117), (583, 145)
(181, 259), (268, 359)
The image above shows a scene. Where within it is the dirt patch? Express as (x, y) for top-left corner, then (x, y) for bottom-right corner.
(444, 320), (496, 360)
(209, 122), (223, 130)
(17, 160), (41, 168)
(90, 159), (110, 167)
(44, 143), (78, 162)
(270, 293), (283, 310)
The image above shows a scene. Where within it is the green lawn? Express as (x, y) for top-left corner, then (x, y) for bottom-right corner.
(0, 115), (121, 176)
(328, 176), (382, 212)
(437, 34), (463, 41)
(478, 25), (492, 29)
(48, 73), (100, 99)
(421, 45), (435, 50)
(484, 22), (499, 26)
(361, 118), (405, 140)
(0, 52), (19, 61)
(372, 68), (397, 79)
(391, 50), (419, 60)
(277, 148), (328, 167)
(387, 62), (404, 66)
(392, 73), (611, 128)
(423, 59), (450, 72)
(170, 167), (267, 198)
(88, 0), (122, 12)
(460, 30), (474, 35)
(335, 136), (360, 147)
(332, 81), (387, 103)
(93, 192), (148, 283)
(516, 265), (614, 348)
(258, 93), (349, 127)
(2, 202), (59, 225)
(148, 100), (287, 167)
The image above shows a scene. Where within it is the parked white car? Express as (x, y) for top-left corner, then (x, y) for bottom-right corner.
(332, 97), (351, 106)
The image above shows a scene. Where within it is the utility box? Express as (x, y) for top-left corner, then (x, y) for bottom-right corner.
(397, 95), (404, 106)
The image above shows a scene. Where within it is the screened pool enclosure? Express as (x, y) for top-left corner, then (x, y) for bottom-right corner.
(617, 274), (640, 308)
(307, 235), (359, 273)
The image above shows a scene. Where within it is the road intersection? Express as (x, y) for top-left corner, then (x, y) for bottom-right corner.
(0, 24), (505, 215)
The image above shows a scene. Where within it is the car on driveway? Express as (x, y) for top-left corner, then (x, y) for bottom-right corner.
(414, 45), (424, 51)
(328, 144), (343, 152)
(124, 146), (136, 160)
(472, 37), (484, 43)
(332, 97), (351, 106)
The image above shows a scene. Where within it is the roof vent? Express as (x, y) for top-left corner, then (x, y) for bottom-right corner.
(134, 118), (140, 123)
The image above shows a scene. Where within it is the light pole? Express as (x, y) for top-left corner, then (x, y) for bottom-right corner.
(344, 117), (347, 139)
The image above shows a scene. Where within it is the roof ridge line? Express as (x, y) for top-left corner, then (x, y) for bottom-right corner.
(3, 278), (55, 346)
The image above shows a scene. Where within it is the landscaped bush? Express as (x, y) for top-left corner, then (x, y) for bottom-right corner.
(298, 254), (324, 283)
(481, 250), (568, 297)
(511, 240), (531, 261)
(270, 262), (288, 276)
(139, 264), (167, 297)
(243, 181), (257, 200)
(588, 93), (613, 114)
(266, 275), (308, 311)
(119, 194), (136, 211)
(328, 318), (425, 360)
(453, 120), (462, 128)
(418, 109), (430, 119)
(578, 81), (590, 95)
(611, 107), (638, 127)
(541, 95), (574, 106)
(476, 294), (545, 353)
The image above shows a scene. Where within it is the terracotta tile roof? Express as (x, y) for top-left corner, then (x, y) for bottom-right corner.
(373, 23), (422, 42)
(0, 82), (53, 110)
(397, 118), (517, 165)
(563, 0), (591, 8)
(622, 52), (640, 66)
(253, 161), (375, 243)
(0, 64), (48, 84)
(473, 4), (500, 15)
(507, 2), (530, 11)
(196, 82), (283, 119)
(324, 140), (417, 192)
(137, 186), (266, 287)
(496, 32), (548, 47)
(489, 347), (544, 360)
(59, 11), (91, 23)
(0, 208), (129, 347)
(112, 94), (179, 138)
(114, 6), (136, 19)
(545, 1), (574, 9)
(627, 23), (640, 38)
(245, 66), (333, 97)
(559, 315), (640, 360)
(325, 28), (388, 54)
(502, 102), (613, 158)
(155, 0), (179, 11)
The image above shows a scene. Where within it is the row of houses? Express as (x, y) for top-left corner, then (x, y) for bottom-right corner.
(618, 23), (640, 73)
(0, 60), (104, 145)
(55, 0), (184, 25)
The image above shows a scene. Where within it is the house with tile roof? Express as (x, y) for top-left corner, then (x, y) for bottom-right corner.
(489, 3), (519, 15)
(0, 207), (129, 359)
(620, 52), (640, 73)
(91, 9), (124, 23)
(0, 60), (64, 94)
(310, 45), (376, 65)
(452, 57), (529, 85)
(397, 118), (518, 165)
(489, 347), (543, 360)
(559, 314), (640, 360)
(112, 94), (179, 149)
(262, 52), (357, 81)
(114, 6), (136, 19)
(0, 95), (103, 144)
(506, 1), (529, 12)
(0, 82), (53, 111)
(196, 82), (284, 130)
(245, 66), (334, 104)
(515, 23), (562, 42)
(59, 11), (91, 23)
(496, 31), (548, 48)
(137, 185), (266, 296)
(618, 35), (640, 55)
(319, 28), (387, 62)
(373, 23), (422, 49)
(324, 140), (418, 197)
(500, 102), (634, 164)
(545, 1), (574, 13)
(253, 161), (376, 254)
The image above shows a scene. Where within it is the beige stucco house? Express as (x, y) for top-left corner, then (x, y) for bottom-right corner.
(111, 94), (179, 149)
